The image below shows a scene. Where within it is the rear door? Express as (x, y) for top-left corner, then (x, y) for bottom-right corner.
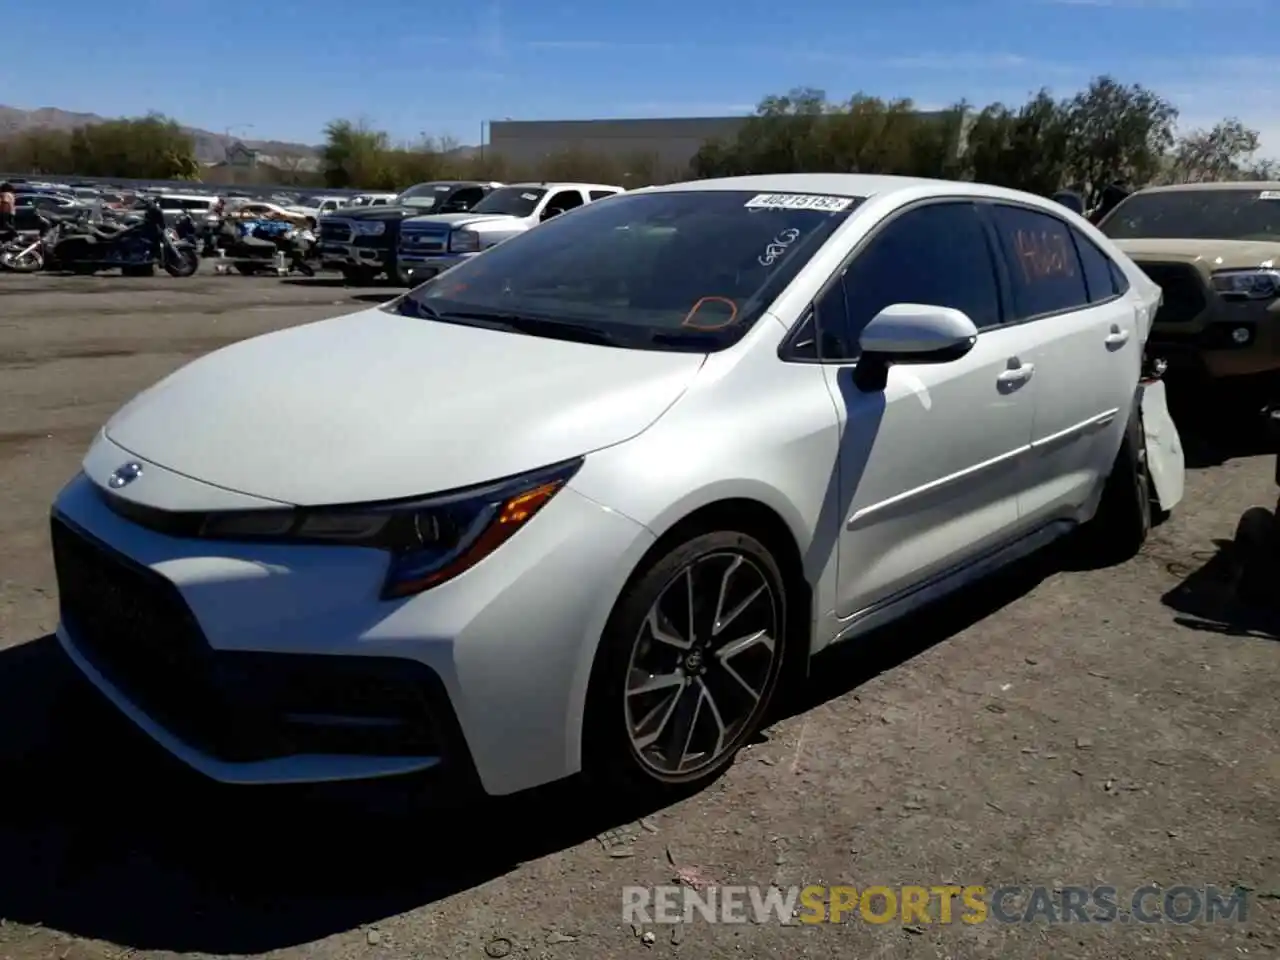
(984, 203), (1140, 525)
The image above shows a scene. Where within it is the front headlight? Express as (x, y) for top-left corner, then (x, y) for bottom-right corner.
(197, 458), (582, 599)
(1211, 268), (1280, 300)
(352, 221), (386, 237)
(449, 229), (480, 253)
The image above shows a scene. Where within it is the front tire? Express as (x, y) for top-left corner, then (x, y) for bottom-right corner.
(1, 247), (44, 272)
(1075, 408), (1151, 565)
(583, 530), (788, 796)
(164, 248), (199, 277)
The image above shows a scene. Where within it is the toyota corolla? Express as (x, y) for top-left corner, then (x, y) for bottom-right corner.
(50, 174), (1181, 799)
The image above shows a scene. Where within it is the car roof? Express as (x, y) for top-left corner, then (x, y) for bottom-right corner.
(1130, 180), (1280, 195)
(507, 182), (624, 192)
(636, 173), (1070, 205)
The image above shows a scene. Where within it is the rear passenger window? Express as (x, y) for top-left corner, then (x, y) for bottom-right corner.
(589, 190), (618, 201)
(1072, 228), (1123, 302)
(1108, 259), (1130, 295)
(990, 205), (1089, 319)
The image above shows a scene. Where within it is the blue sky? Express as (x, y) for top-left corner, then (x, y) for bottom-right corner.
(3, 0), (1277, 156)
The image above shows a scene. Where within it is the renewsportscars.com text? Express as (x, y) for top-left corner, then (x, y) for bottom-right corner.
(622, 884), (1250, 925)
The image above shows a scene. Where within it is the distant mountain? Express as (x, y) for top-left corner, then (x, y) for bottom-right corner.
(0, 104), (320, 164)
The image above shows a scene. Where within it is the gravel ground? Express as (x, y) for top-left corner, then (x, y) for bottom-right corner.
(0, 271), (1278, 960)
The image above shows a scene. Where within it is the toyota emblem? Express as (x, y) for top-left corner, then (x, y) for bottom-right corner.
(107, 462), (143, 489)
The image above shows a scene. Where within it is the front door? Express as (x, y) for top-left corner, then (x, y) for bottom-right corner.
(818, 201), (1039, 619)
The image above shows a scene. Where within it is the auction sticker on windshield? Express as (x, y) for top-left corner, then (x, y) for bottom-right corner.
(1259, 191), (1280, 201)
(745, 193), (854, 212)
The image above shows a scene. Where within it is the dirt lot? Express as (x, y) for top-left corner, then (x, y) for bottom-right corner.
(0, 272), (1278, 960)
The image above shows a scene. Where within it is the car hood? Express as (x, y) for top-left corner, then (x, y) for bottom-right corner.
(402, 212), (523, 229)
(1112, 237), (1280, 270)
(103, 307), (705, 506)
(332, 206), (422, 222)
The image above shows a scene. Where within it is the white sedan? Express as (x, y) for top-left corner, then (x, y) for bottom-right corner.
(49, 173), (1182, 799)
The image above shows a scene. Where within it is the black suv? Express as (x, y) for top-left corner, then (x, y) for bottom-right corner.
(317, 181), (500, 284)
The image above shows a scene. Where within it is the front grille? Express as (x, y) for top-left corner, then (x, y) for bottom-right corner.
(50, 516), (238, 756)
(400, 228), (447, 254)
(1136, 261), (1208, 325)
(319, 220), (352, 243)
(52, 516), (446, 763)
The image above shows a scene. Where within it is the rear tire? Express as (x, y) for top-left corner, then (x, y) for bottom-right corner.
(1074, 408), (1151, 566)
(583, 530), (788, 798)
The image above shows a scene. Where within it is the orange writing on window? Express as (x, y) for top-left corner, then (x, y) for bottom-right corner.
(1013, 229), (1076, 283)
(681, 296), (739, 330)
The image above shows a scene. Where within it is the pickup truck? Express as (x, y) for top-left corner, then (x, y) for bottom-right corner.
(317, 181), (501, 284)
(395, 181), (625, 284)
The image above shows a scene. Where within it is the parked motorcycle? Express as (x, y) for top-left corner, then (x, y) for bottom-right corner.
(218, 216), (315, 276)
(50, 201), (199, 277)
(0, 211), (91, 272)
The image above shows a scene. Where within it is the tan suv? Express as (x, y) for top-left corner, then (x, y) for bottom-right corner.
(1099, 182), (1280, 384)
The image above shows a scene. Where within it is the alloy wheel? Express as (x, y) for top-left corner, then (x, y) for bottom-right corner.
(624, 551), (779, 778)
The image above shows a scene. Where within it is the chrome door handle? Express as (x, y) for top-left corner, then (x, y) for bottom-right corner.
(997, 363), (1035, 385)
(1105, 328), (1130, 348)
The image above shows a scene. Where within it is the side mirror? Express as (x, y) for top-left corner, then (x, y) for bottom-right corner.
(541, 207), (564, 221)
(853, 303), (978, 393)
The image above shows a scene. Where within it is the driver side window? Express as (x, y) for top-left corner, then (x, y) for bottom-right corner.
(814, 202), (1003, 362)
(541, 190), (585, 221)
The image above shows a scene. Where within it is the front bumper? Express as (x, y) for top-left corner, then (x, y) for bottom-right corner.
(1138, 260), (1280, 379)
(50, 446), (655, 795)
(317, 240), (389, 271)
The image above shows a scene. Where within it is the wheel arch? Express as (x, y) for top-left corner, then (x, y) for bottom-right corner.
(650, 495), (814, 678)
(571, 492), (815, 783)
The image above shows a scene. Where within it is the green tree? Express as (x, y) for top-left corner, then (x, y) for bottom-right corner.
(1063, 76), (1178, 206)
(0, 129), (73, 175)
(1166, 118), (1266, 183)
(963, 89), (1071, 194)
(65, 114), (198, 179)
(320, 119), (393, 188)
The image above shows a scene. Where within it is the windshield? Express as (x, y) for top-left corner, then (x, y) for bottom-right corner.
(389, 189), (862, 350)
(396, 183), (456, 209)
(1100, 188), (1280, 242)
(468, 186), (547, 218)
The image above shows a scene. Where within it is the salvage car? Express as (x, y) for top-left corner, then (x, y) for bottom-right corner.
(1099, 181), (1280, 390)
(225, 200), (314, 228)
(317, 181), (501, 284)
(396, 181), (624, 284)
(286, 194), (350, 224)
(49, 174), (1183, 800)
(349, 192), (399, 207)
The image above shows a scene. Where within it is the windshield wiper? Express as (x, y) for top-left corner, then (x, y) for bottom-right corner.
(419, 307), (627, 347)
(646, 330), (725, 351)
